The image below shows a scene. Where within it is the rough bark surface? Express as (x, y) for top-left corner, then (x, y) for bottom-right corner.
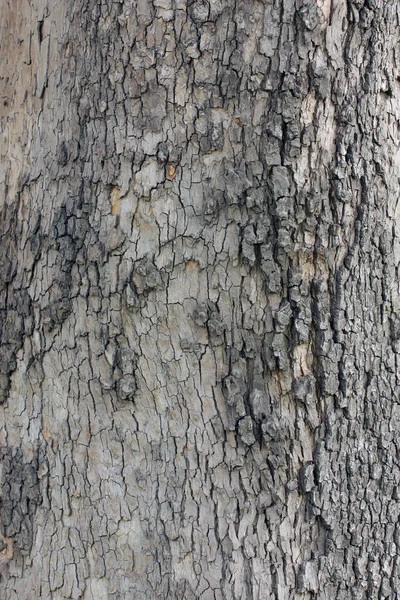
(1, 0), (400, 598)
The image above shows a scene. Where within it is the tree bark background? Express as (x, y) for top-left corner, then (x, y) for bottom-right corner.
(1, 0), (400, 598)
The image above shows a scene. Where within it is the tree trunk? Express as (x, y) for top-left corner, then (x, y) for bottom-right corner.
(1, 0), (399, 598)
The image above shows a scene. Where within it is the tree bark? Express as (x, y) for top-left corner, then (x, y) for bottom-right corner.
(1, 0), (400, 598)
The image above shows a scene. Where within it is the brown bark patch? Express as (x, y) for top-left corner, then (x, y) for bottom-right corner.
(110, 186), (121, 215)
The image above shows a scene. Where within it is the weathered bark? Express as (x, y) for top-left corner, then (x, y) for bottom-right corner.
(1, 0), (400, 598)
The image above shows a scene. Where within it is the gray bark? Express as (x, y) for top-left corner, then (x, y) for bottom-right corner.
(0, 0), (399, 598)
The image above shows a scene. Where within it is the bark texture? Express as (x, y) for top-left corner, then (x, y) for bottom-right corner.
(1, 0), (400, 598)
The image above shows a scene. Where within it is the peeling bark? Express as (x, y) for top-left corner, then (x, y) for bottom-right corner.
(1, 0), (400, 598)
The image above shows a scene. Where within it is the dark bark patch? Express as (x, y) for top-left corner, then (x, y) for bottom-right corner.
(0, 449), (41, 556)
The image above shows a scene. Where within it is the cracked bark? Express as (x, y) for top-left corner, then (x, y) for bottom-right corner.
(0, 0), (400, 598)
